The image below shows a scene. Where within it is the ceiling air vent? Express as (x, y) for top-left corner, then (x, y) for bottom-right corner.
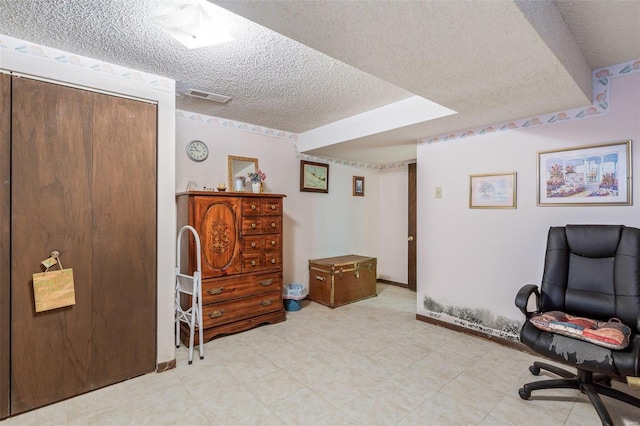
(185, 89), (232, 103)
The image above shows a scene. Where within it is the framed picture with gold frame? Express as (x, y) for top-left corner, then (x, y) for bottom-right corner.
(537, 141), (631, 206)
(469, 172), (517, 209)
(353, 176), (364, 196)
(300, 160), (329, 193)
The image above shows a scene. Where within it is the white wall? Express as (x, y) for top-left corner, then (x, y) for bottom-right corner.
(417, 72), (640, 334)
(1, 36), (177, 365)
(176, 115), (383, 289)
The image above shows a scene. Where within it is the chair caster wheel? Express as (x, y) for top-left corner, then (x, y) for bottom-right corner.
(529, 365), (541, 376)
(519, 388), (531, 400)
(200, 356), (204, 360)
(188, 360), (192, 365)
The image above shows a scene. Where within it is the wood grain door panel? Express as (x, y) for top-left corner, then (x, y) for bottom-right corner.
(10, 77), (94, 413)
(8, 78), (158, 413)
(90, 94), (157, 387)
(0, 72), (11, 419)
(408, 163), (417, 292)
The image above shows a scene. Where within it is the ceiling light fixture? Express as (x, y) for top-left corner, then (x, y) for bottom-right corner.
(151, 1), (234, 49)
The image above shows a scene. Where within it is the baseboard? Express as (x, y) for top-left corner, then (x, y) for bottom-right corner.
(156, 359), (176, 373)
(415, 313), (532, 354)
(377, 279), (408, 288)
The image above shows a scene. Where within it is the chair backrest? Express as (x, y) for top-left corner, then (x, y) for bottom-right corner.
(540, 224), (640, 329)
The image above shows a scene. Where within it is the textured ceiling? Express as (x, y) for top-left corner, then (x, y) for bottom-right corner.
(1, 0), (639, 165)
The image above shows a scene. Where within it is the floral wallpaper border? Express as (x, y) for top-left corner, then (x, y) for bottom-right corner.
(418, 59), (640, 145)
(0, 34), (173, 92)
(176, 110), (298, 142)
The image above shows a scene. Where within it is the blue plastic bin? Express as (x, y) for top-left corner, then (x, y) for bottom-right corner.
(283, 283), (307, 312)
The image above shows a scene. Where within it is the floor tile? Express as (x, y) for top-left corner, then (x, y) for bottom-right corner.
(5, 283), (640, 425)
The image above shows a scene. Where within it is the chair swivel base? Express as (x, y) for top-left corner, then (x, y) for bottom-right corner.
(518, 362), (640, 426)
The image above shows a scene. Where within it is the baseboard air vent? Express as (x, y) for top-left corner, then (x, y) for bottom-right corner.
(185, 89), (232, 103)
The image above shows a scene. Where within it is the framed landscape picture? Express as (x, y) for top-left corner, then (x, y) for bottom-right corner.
(353, 176), (365, 196)
(469, 172), (516, 209)
(537, 141), (631, 206)
(300, 160), (329, 193)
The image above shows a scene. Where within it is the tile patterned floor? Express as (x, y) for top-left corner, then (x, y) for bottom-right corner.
(4, 284), (640, 425)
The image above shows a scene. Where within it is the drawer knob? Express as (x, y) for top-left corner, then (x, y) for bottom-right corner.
(208, 309), (225, 319)
(271, 240), (276, 246)
(251, 242), (257, 248)
(271, 205), (276, 210)
(251, 260), (256, 266)
(251, 223), (257, 229)
(271, 222), (276, 228)
(315, 275), (326, 282)
(251, 204), (257, 210)
(259, 279), (273, 286)
(206, 287), (224, 295)
(271, 258), (276, 264)
(260, 299), (274, 307)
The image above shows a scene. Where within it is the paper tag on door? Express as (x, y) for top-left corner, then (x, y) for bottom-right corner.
(41, 256), (58, 269)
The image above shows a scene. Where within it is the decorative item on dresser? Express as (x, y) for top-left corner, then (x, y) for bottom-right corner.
(308, 255), (377, 308)
(176, 191), (286, 344)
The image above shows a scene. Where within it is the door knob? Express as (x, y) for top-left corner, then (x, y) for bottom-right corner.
(408, 236), (414, 241)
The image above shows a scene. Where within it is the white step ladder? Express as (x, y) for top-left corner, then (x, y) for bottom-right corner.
(175, 225), (204, 364)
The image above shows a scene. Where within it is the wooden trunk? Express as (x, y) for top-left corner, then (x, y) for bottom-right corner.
(308, 255), (377, 308)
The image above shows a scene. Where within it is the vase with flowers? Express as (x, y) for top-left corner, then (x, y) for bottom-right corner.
(247, 169), (266, 193)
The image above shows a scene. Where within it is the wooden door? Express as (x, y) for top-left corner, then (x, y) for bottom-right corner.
(0, 73), (10, 419)
(90, 93), (157, 387)
(9, 77), (157, 413)
(11, 77), (94, 413)
(408, 163), (417, 291)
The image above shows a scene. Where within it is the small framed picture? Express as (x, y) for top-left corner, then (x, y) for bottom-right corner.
(353, 176), (365, 196)
(300, 160), (329, 193)
(469, 172), (517, 209)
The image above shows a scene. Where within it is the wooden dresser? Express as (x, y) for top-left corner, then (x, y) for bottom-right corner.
(176, 191), (286, 344)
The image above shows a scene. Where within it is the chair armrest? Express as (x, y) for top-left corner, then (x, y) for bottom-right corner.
(515, 284), (540, 318)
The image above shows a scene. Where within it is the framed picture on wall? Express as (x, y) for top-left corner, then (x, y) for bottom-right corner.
(537, 140), (631, 206)
(300, 160), (329, 193)
(353, 176), (365, 196)
(469, 172), (517, 209)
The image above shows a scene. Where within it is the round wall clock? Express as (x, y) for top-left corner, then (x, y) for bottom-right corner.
(185, 140), (209, 162)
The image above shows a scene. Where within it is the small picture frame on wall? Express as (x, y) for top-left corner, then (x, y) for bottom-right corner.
(537, 141), (632, 206)
(300, 160), (329, 193)
(469, 172), (517, 209)
(353, 176), (365, 196)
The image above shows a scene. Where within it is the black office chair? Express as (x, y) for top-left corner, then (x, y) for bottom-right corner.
(515, 225), (640, 425)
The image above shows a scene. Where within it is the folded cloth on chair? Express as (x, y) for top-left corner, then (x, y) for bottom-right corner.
(529, 310), (631, 350)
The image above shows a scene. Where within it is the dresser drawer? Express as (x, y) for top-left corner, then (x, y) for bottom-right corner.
(241, 199), (262, 216)
(202, 291), (283, 328)
(243, 235), (281, 252)
(242, 217), (281, 235)
(243, 236), (261, 252)
(262, 199), (282, 215)
(242, 199), (282, 216)
(201, 272), (282, 304)
(242, 252), (282, 272)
